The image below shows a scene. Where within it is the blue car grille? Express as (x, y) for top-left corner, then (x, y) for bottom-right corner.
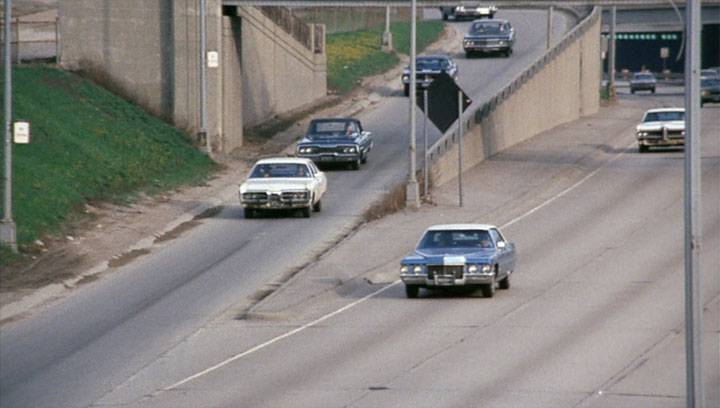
(427, 265), (464, 280)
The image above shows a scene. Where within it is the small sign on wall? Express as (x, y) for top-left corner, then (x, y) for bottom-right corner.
(207, 51), (219, 68)
(13, 121), (30, 144)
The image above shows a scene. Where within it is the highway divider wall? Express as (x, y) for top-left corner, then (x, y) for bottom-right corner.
(428, 7), (601, 187)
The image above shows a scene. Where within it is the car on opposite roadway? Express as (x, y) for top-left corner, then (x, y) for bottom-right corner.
(399, 224), (516, 298)
(439, 4), (498, 21)
(463, 18), (515, 58)
(239, 157), (327, 218)
(296, 118), (373, 170)
(700, 68), (719, 80)
(700, 77), (720, 107)
(629, 72), (657, 94)
(635, 107), (685, 153)
(402, 55), (458, 97)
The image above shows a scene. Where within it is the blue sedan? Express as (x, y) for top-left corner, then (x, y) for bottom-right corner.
(400, 224), (516, 298)
(296, 118), (373, 170)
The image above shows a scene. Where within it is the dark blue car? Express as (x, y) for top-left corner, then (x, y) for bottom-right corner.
(400, 224), (516, 298)
(296, 118), (373, 170)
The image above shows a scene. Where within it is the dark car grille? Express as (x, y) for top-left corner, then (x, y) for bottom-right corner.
(645, 129), (684, 139)
(304, 145), (352, 154)
(427, 265), (464, 280)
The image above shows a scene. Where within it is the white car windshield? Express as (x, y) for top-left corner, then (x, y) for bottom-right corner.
(250, 163), (310, 178)
(418, 230), (493, 249)
(633, 74), (655, 81)
(643, 111), (684, 122)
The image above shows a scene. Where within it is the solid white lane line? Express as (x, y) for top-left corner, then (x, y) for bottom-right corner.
(161, 281), (400, 392)
(501, 142), (635, 230)
(159, 141), (635, 395)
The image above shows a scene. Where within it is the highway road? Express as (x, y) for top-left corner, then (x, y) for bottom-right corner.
(125, 89), (718, 407)
(0, 9), (574, 408)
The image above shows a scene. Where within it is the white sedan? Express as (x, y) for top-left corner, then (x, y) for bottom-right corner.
(636, 107), (685, 153)
(238, 157), (327, 218)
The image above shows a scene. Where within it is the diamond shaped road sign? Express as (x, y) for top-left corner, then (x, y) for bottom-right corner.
(416, 71), (472, 133)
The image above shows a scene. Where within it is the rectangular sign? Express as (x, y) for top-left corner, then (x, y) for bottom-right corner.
(13, 121), (30, 144)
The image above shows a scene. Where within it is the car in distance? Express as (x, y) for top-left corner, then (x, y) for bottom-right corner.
(239, 157), (327, 218)
(635, 107), (685, 153)
(399, 224), (516, 298)
(402, 55), (459, 96)
(463, 18), (515, 58)
(629, 72), (657, 94)
(440, 4), (497, 21)
(700, 77), (720, 107)
(296, 118), (373, 170)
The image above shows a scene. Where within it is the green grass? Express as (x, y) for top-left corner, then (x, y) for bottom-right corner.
(326, 20), (445, 92)
(0, 66), (216, 257)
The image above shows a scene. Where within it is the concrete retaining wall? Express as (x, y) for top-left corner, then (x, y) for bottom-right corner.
(58, 0), (326, 153)
(233, 6), (326, 129)
(428, 7), (602, 187)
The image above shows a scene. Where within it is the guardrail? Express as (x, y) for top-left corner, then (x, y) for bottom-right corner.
(425, 6), (601, 167)
(259, 6), (324, 52)
(0, 18), (59, 63)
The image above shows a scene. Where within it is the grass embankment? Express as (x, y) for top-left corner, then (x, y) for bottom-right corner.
(326, 21), (445, 92)
(0, 66), (216, 262)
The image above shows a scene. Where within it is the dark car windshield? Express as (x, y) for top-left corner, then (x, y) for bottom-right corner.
(416, 58), (450, 70)
(307, 120), (356, 139)
(250, 163), (310, 178)
(633, 74), (655, 81)
(469, 21), (505, 35)
(643, 111), (684, 122)
(418, 230), (493, 249)
(701, 78), (720, 87)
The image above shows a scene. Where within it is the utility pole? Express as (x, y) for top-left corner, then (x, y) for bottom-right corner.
(1, 0), (18, 252)
(608, 5), (616, 100)
(406, 0), (420, 208)
(381, 6), (392, 52)
(684, 0), (703, 405)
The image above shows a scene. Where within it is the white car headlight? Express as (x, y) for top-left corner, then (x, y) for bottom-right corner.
(637, 131), (648, 137)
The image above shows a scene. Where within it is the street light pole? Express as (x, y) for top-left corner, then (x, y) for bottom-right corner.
(199, 0), (210, 153)
(1, 0), (18, 252)
(684, 0), (703, 405)
(406, 0), (420, 208)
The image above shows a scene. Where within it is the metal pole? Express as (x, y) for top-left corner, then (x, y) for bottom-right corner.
(423, 88), (428, 201)
(406, 0), (420, 208)
(457, 90), (463, 208)
(1, 0), (18, 252)
(684, 0), (703, 405)
(547, 6), (553, 49)
(199, 0), (210, 152)
(608, 5), (616, 99)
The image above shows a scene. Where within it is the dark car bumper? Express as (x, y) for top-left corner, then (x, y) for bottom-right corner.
(298, 152), (362, 164)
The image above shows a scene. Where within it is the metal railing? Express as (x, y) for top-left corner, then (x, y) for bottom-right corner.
(0, 18), (59, 63)
(259, 6), (324, 52)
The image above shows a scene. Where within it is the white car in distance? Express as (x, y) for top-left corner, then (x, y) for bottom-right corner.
(635, 108), (685, 153)
(239, 157), (327, 218)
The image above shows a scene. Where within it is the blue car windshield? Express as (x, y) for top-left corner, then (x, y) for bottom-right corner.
(308, 120), (356, 138)
(418, 230), (493, 249)
(643, 111), (684, 122)
(250, 163), (310, 178)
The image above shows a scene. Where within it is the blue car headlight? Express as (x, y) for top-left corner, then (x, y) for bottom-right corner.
(298, 147), (314, 154)
(343, 146), (358, 153)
